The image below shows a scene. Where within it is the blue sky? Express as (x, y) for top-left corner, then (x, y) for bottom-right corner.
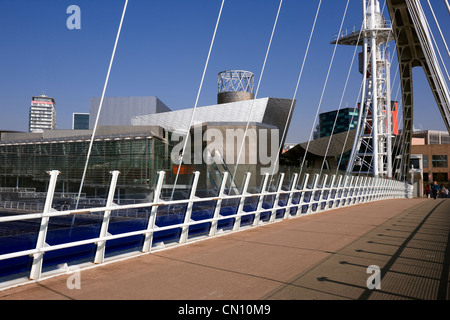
(0, 0), (448, 143)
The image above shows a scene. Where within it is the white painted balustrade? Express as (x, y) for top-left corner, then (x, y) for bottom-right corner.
(0, 170), (412, 281)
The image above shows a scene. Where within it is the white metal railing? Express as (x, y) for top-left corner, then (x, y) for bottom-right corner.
(331, 21), (393, 42)
(0, 187), (36, 193)
(0, 201), (45, 212)
(0, 169), (413, 283)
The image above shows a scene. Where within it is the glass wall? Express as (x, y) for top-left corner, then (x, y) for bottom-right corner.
(0, 135), (170, 195)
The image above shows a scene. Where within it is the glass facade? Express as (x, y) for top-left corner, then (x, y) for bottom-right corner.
(73, 113), (89, 130)
(0, 135), (170, 195)
(319, 108), (359, 138)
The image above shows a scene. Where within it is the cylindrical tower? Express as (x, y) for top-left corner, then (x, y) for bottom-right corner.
(217, 70), (254, 104)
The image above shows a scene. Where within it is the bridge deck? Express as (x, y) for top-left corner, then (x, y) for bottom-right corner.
(0, 198), (448, 300)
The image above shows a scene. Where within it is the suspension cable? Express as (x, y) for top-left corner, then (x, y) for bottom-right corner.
(75, 0), (129, 209)
(423, 8), (450, 82)
(268, 0), (322, 183)
(426, 0), (450, 59)
(335, 62), (365, 175)
(229, 0), (283, 193)
(319, 20), (364, 177)
(299, 0), (350, 178)
(170, 0), (225, 200)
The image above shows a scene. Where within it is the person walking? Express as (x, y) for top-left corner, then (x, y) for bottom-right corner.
(425, 184), (430, 198)
(432, 181), (439, 200)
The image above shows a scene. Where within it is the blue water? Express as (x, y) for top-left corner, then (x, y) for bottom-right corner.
(0, 194), (314, 281)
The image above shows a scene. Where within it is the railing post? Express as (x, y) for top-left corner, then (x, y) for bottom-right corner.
(368, 177), (375, 201)
(380, 178), (387, 200)
(387, 179), (391, 199)
(352, 176), (360, 204)
(180, 171), (200, 244)
(346, 176), (355, 206)
(339, 175), (350, 208)
(296, 173), (309, 216)
(94, 171), (120, 264)
(233, 172), (251, 231)
(270, 173), (284, 222)
(332, 175), (343, 209)
(317, 174), (328, 212)
(253, 173), (269, 226)
(361, 176), (368, 201)
(387, 179), (392, 198)
(372, 177), (377, 201)
(142, 171), (165, 253)
(327, 175), (336, 210)
(375, 177), (380, 201)
(361, 177), (368, 203)
(307, 174), (319, 214)
(388, 179), (393, 198)
(209, 172), (229, 237)
(29, 170), (60, 280)
(284, 173), (298, 219)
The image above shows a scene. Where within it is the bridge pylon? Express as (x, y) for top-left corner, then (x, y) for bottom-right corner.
(333, 0), (394, 178)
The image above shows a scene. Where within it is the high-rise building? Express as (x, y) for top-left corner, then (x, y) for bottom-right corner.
(319, 102), (399, 139)
(29, 94), (56, 132)
(319, 107), (359, 138)
(72, 113), (89, 130)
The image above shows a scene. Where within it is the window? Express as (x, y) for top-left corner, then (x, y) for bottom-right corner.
(410, 158), (420, 169)
(423, 155), (428, 168)
(433, 173), (447, 182)
(431, 155), (448, 168)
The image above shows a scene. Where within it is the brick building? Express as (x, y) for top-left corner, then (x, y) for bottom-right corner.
(411, 130), (449, 184)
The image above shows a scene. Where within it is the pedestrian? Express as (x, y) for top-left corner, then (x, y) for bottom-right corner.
(432, 181), (439, 200)
(445, 186), (449, 198)
(425, 184), (430, 198)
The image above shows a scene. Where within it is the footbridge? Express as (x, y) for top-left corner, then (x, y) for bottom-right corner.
(0, 0), (449, 299)
(1, 197), (448, 300)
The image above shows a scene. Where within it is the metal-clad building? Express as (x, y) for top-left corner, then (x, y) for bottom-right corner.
(131, 97), (295, 145)
(89, 96), (171, 129)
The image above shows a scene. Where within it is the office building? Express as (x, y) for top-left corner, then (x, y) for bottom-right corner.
(318, 102), (399, 139)
(318, 108), (359, 138)
(411, 130), (450, 184)
(29, 94), (56, 132)
(72, 113), (89, 130)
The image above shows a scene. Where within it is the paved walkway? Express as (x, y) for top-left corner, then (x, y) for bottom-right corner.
(0, 198), (449, 300)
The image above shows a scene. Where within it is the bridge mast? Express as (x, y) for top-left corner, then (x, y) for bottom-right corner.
(333, 0), (394, 178)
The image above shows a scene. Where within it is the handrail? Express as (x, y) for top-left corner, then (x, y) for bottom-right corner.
(0, 169), (412, 282)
